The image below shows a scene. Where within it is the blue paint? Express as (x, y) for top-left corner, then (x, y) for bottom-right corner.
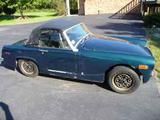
(1, 24), (155, 84)
(107, 35), (148, 47)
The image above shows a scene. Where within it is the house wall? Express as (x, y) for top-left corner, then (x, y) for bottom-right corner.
(80, 0), (134, 15)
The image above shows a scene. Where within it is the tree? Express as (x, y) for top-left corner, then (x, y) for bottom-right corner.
(0, 1), (3, 14)
(0, 0), (17, 15)
(54, 0), (66, 15)
(3, 5), (16, 15)
(16, 0), (32, 18)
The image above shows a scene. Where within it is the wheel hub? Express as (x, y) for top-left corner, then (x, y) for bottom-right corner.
(113, 74), (133, 90)
(22, 61), (34, 74)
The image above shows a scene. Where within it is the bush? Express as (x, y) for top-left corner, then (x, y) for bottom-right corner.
(144, 13), (160, 27)
(0, 1), (3, 14)
(54, 0), (66, 15)
(0, 7), (2, 14)
(3, 5), (16, 15)
(0, 0), (17, 15)
(32, 0), (56, 9)
(31, 0), (66, 15)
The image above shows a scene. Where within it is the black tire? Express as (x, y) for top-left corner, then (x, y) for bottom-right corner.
(17, 59), (39, 77)
(107, 66), (141, 94)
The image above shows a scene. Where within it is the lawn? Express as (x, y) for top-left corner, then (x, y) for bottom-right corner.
(0, 9), (60, 26)
(147, 28), (160, 79)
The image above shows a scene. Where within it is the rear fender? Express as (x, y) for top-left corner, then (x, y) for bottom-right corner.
(16, 56), (38, 66)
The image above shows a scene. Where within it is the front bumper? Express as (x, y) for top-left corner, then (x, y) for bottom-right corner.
(141, 69), (154, 83)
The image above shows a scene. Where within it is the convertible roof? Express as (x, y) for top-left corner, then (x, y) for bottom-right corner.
(38, 17), (81, 31)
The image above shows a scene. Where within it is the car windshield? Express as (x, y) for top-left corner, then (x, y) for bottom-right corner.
(66, 24), (89, 46)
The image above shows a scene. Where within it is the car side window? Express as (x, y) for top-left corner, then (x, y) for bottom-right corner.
(39, 30), (70, 49)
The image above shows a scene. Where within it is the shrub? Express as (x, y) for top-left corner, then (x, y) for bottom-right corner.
(0, 7), (2, 14)
(32, 0), (56, 9)
(144, 13), (160, 28)
(0, 1), (3, 14)
(3, 5), (16, 15)
(70, 0), (78, 14)
(54, 0), (66, 15)
(31, 0), (66, 15)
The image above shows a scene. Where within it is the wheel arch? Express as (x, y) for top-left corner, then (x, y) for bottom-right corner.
(16, 57), (39, 70)
(105, 64), (142, 82)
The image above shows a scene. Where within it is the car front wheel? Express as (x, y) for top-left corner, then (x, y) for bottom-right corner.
(17, 59), (39, 77)
(108, 66), (141, 94)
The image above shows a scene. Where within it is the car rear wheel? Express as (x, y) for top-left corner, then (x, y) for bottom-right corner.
(107, 66), (141, 94)
(17, 59), (39, 77)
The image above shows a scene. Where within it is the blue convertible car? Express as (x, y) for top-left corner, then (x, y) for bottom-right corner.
(2, 19), (155, 94)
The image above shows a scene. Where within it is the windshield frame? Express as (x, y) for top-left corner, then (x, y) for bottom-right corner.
(63, 23), (89, 52)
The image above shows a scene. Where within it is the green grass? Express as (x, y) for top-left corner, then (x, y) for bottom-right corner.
(147, 28), (160, 79)
(158, 74), (160, 79)
(0, 9), (60, 26)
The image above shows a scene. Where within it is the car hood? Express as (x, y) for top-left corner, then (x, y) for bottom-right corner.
(108, 35), (148, 47)
(82, 36), (151, 57)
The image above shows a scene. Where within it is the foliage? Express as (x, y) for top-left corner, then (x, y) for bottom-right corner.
(16, 0), (33, 18)
(54, 0), (66, 15)
(144, 13), (160, 28)
(70, 0), (78, 14)
(0, 0), (17, 15)
(0, 1), (3, 14)
(70, 0), (78, 10)
(3, 5), (16, 15)
(0, 0), (66, 16)
(147, 28), (160, 78)
(0, 9), (59, 25)
(32, 0), (66, 15)
(0, 8), (2, 14)
(32, 0), (56, 9)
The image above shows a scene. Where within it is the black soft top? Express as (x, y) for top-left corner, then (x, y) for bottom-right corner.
(37, 17), (81, 31)
(27, 17), (81, 44)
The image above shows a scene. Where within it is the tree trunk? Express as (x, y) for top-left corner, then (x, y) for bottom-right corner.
(18, 5), (25, 19)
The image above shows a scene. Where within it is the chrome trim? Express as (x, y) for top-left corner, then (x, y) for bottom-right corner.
(48, 69), (73, 74)
(39, 49), (48, 52)
(63, 32), (78, 52)
(64, 23), (83, 32)
(63, 23), (86, 52)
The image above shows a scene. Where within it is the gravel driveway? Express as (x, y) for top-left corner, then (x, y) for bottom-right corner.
(0, 15), (160, 120)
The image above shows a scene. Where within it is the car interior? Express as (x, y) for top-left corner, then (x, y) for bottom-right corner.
(38, 30), (69, 49)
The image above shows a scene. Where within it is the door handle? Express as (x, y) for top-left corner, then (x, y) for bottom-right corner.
(39, 49), (48, 54)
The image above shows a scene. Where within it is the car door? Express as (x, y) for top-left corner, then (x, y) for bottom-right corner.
(38, 29), (78, 79)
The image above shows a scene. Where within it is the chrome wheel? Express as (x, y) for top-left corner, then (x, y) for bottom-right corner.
(18, 60), (39, 77)
(112, 74), (134, 91)
(21, 61), (35, 75)
(108, 66), (141, 94)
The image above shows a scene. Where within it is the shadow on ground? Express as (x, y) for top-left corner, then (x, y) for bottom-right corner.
(95, 22), (145, 37)
(0, 102), (14, 120)
(0, 12), (58, 22)
(40, 73), (112, 92)
(0, 15), (39, 21)
(0, 60), (113, 93)
(109, 14), (143, 20)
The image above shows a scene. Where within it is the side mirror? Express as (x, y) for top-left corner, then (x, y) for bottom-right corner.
(71, 40), (76, 45)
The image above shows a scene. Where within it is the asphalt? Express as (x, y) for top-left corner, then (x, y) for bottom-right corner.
(0, 15), (160, 120)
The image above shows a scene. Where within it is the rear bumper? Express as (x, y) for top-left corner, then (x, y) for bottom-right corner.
(1, 50), (16, 70)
